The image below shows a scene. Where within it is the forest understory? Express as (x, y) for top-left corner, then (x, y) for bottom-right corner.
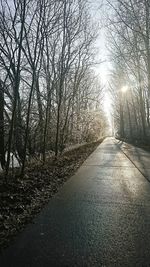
(0, 138), (104, 251)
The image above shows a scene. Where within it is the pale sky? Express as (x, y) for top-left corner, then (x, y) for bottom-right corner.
(90, 0), (110, 83)
(90, 0), (113, 127)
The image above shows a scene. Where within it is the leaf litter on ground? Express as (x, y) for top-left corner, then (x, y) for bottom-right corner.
(0, 139), (104, 250)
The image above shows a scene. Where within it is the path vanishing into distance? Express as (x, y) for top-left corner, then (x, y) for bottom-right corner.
(1, 137), (150, 266)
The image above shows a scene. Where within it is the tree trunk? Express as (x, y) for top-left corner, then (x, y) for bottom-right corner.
(0, 83), (5, 169)
(5, 0), (26, 177)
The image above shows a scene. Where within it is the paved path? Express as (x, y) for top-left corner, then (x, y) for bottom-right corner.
(115, 139), (150, 181)
(1, 137), (150, 266)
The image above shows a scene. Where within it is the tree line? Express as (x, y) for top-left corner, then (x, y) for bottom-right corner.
(107, 0), (150, 142)
(0, 0), (107, 175)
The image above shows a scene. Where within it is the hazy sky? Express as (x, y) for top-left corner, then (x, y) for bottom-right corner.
(90, 0), (112, 123)
(90, 0), (111, 84)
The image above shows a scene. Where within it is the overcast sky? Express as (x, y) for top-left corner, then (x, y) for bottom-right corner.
(89, 0), (111, 84)
(89, 0), (113, 126)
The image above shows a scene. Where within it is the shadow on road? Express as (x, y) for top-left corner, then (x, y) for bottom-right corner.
(116, 139), (150, 181)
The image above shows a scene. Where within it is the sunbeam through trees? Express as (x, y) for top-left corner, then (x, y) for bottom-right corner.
(107, 0), (150, 142)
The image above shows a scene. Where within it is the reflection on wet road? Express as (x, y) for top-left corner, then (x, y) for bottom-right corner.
(115, 139), (150, 181)
(1, 137), (150, 266)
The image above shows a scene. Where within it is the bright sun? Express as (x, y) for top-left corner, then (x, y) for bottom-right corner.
(121, 85), (128, 93)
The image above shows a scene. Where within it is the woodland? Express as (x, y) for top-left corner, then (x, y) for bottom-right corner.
(0, 0), (107, 248)
(108, 0), (150, 143)
(0, 0), (150, 250)
(0, 0), (107, 175)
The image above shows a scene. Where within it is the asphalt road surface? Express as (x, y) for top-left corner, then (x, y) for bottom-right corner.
(1, 137), (150, 267)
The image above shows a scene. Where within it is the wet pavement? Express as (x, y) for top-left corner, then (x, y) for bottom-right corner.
(1, 137), (150, 266)
(115, 139), (150, 181)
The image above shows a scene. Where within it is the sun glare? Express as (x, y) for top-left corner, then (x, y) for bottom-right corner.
(121, 85), (128, 93)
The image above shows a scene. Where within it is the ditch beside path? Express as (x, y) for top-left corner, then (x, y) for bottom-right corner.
(1, 137), (150, 266)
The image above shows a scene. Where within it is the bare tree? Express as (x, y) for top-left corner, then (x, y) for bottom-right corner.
(107, 0), (150, 141)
